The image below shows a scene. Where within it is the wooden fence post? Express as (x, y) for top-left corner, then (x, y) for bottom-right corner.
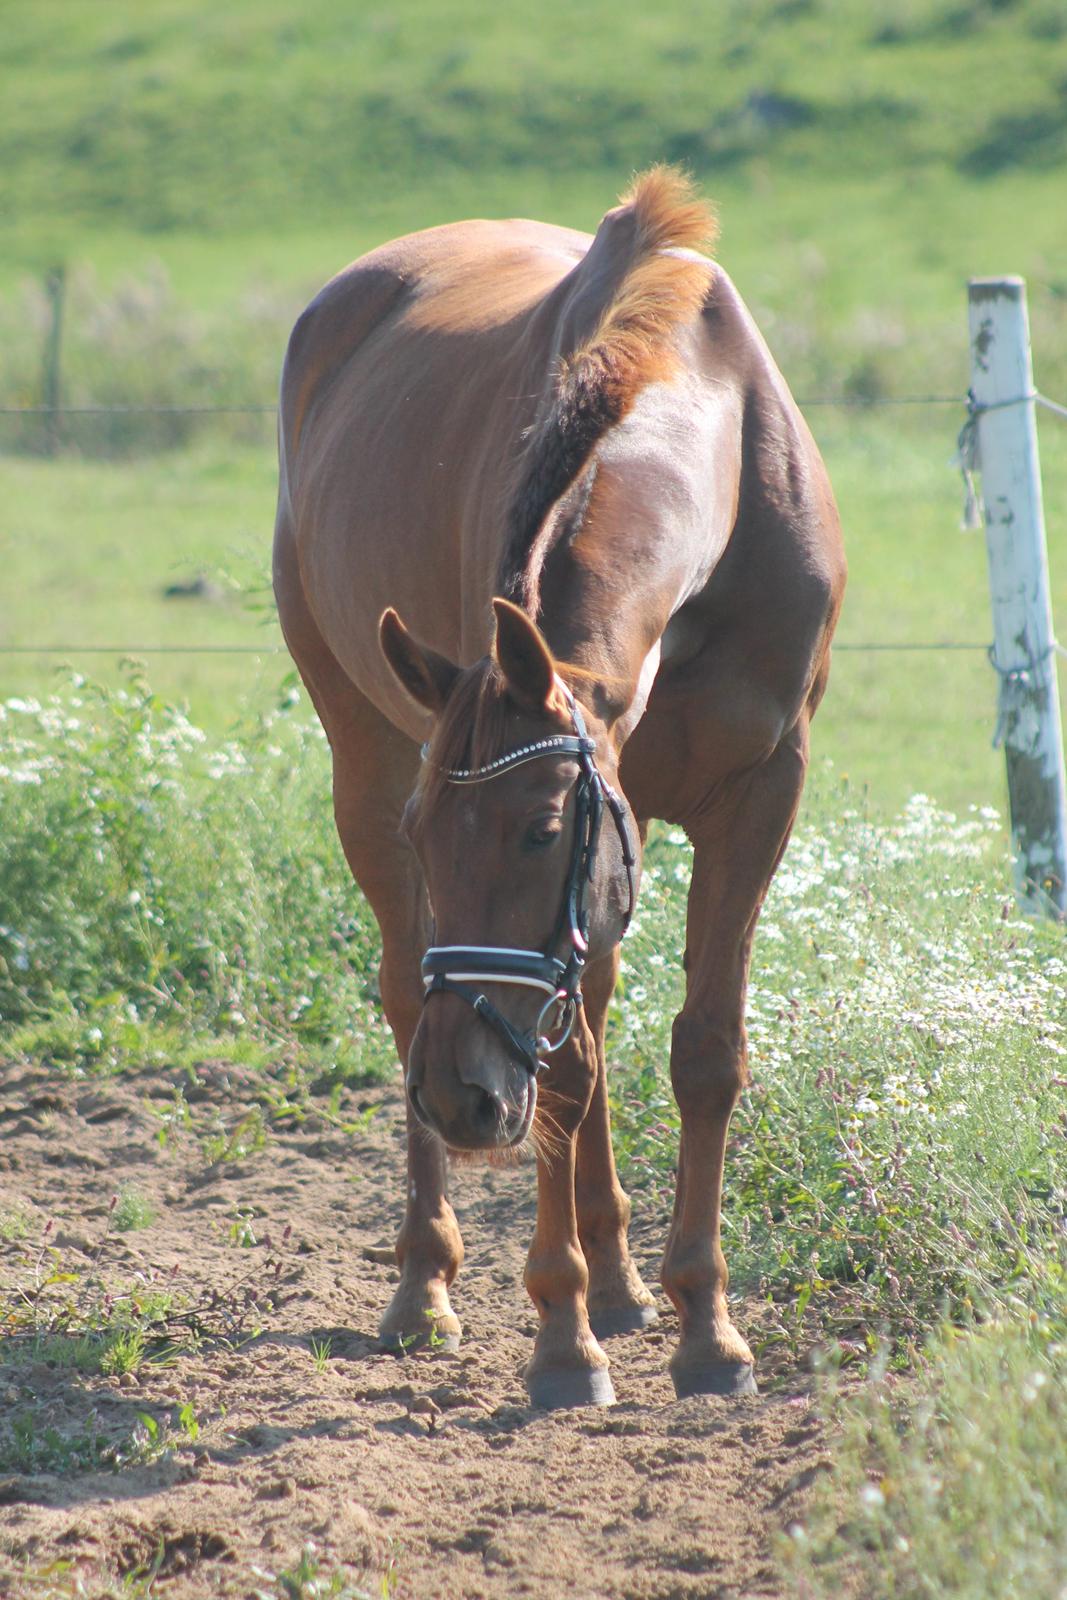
(42, 264), (67, 457)
(967, 276), (1067, 917)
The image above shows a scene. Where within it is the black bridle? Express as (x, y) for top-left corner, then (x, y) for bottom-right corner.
(420, 682), (637, 1077)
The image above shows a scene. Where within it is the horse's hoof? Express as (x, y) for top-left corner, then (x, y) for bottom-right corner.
(670, 1358), (757, 1399)
(588, 1302), (659, 1339)
(526, 1365), (616, 1409)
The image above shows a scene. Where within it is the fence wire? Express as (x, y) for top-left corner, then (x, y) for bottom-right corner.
(2, 384), (1063, 660)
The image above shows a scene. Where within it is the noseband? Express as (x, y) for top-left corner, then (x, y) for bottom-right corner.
(420, 682), (637, 1077)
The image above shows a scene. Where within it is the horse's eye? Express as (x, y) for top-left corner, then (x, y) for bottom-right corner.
(523, 821), (562, 853)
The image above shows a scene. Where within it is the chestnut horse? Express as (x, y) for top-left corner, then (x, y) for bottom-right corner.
(274, 169), (845, 1408)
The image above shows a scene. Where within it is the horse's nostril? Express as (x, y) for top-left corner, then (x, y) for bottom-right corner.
(474, 1086), (502, 1131)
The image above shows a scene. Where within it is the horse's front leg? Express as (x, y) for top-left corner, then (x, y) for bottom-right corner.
(661, 726), (808, 1398)
(574, 949), (657, 1337)
(372, 910), (465, 1353)
(381, 1094), (465, 1352)
(329, 735), (465, 1353)
(523, 1024), (614, 1407)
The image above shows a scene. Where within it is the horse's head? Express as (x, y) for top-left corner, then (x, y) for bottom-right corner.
(380, 598), (640, 1153)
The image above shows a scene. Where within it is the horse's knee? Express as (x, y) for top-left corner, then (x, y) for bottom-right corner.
(670, 1013), (746, 1120)
(378, 957), (422, 1061)
(577, 1185), (632, 1248)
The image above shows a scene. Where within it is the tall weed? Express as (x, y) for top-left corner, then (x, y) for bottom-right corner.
(0, 672), (392, 1081)
(781, 1315), (1066, 1599)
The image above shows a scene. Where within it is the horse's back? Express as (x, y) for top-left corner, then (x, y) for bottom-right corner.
(276, 198), (842, 749)
(279, 217), (588, 479)
(276, 219), (598, 722)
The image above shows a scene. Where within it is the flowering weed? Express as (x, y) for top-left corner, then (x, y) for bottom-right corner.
(0, 671), (393, 1088)
(611, 775), (1064, 1343)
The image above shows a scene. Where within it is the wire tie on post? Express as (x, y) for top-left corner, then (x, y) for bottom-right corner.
(987, 640), (1058, 751)
(954, 388), (1040, 532)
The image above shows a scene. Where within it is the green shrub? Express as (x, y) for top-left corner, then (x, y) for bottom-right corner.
(0, 671), (393, 1083)
(782, 1314), (1066, 1599)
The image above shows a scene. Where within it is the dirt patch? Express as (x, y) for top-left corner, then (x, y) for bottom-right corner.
(0, 1061), (829, 1597)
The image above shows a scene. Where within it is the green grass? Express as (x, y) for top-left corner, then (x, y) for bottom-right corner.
(613, 778), (1065, 1336)
(112, 1188), (155, 1233)
(0, 441), (281, 720)
(0, 1209), (30, 1243)
(5, 1327), (149, 1380)
(0, 672), (392, 1089)
(0, 1413), (161, 1478)
(781, 1316), (1065, 1599)
(4, 0), (1067, 258)
(5, 403), (1065, 811)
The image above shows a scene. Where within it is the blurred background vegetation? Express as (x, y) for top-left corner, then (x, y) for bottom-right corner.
(2, 0), (1066, 803)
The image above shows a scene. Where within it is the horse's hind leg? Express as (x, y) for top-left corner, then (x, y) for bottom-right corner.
(275, 543), (463, 1350)
(661, 717), (809, 1399)
(574, 950), (657, 1337)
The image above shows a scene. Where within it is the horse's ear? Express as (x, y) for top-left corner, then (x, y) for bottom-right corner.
(379, 609), (460, 714)
(492, 598), (567, 717)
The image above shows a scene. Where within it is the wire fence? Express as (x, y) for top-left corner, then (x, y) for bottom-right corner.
(0, 393), (964, 415)
(2, 385), (1063, 661)
(2, 392), (1063, 417)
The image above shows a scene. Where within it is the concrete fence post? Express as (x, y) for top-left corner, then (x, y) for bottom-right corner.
(967, 276), (1067, 916)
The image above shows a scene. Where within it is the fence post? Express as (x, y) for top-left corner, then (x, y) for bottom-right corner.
(42, 264), (67, 457)
(967, 276), (1067, 917)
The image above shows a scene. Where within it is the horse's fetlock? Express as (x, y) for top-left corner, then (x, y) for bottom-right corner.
(524, 1242), (588, 1309)
(576, 1192), (631, 1252)
(661, 1239), (724, 1301)
(396, 1213), (464, 1282)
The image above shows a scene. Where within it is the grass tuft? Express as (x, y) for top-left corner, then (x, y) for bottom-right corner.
(112, 1188), (155, 1234)
(781, 1314), (1066, 1599)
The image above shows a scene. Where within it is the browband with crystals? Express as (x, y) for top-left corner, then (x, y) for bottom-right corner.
(420, 733), (595, 783)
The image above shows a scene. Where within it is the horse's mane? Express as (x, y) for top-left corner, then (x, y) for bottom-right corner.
(500, 166), (717, 611)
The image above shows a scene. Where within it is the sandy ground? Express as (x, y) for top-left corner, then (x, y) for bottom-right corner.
(0, 1059), (830, 1598)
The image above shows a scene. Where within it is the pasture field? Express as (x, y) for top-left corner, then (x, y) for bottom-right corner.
(2, 0), (1067, 1593)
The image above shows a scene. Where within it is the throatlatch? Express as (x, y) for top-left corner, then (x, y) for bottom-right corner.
(420, 682), (636, 1075)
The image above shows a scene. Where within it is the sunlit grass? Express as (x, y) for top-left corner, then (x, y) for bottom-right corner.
(781, 1316), (1066, 1599)
(0, 674), (393, 1090)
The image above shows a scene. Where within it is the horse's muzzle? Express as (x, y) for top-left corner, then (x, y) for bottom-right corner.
(407, 1069), (536, 1152)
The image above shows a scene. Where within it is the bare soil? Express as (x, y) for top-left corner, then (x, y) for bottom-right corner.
(0, 1061), (830, 1598)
